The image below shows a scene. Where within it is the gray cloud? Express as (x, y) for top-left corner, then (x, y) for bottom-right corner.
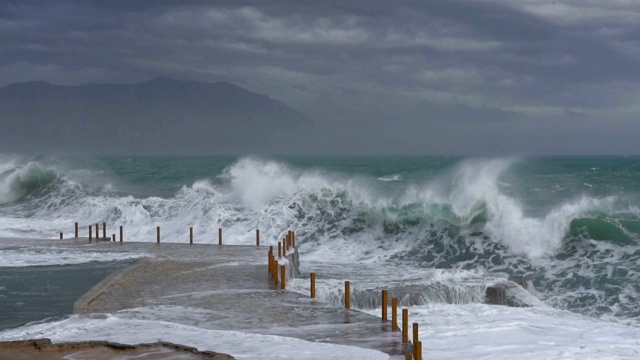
(1, 0), (639, 155)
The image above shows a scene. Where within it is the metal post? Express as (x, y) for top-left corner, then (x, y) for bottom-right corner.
(310, 272), (316, 298)
(274, 260), (279, 285)
(392, 297), (398, 331)
(345, 281), (351, 309)
(382, 289), (388, 321)
(413, 323), (419, 359)
(402, 309), (409, 343)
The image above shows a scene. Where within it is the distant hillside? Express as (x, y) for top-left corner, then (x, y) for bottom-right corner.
(0, 77), (311, 154)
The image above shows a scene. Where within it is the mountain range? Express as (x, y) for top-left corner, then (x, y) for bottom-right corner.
(0, 77), (311, 154)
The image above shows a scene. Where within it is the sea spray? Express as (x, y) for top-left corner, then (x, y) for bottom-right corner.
(1, 154), (640, 322)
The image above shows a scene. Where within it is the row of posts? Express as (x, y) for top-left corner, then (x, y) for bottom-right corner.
(59, 222), (124, 242)
(267, 230), (295, 290)
(63, 224), (421, 357)
(308, 278), (422, 359)
(62, 223), (263, 246)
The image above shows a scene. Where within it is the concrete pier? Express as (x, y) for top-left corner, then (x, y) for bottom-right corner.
(71, 242), (410, 357)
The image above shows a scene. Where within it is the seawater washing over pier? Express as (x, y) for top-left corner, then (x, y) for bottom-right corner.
(0, 225), (421, 359)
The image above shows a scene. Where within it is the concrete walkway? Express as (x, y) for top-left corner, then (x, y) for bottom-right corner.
(73, 241), (411, 358)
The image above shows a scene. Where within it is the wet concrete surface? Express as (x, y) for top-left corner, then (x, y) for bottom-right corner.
(65, 240), (412, 358)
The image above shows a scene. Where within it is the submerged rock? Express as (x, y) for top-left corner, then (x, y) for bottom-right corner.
(485, 279), (546, 308)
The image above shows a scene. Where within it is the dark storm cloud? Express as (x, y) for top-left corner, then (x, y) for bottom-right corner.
(1, 0), (640, 154)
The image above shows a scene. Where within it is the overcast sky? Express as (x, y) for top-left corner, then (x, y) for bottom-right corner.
(2, 0), (640, 155)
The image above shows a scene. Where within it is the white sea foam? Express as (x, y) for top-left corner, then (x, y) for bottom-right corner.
(0, 314), (388, 360)
(373, 304), (640, 360)
(0, 247), (146, 267)
(377, 174), (402, 182)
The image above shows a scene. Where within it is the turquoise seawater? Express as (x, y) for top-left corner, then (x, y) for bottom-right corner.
(1, 155), (639, 325)
(0, 260), (135, 331)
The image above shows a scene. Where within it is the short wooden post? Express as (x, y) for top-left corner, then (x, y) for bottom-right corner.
(112, 234), (115, 242)
(345, 281), (351, 309)
(274, 260), (279, 285)
(415, 341), (422, 360)
(280, 265), (286, 289)
(119, 226), (123, 243)
(283, 241), (287, 257)
(157, 226), (160, 243)
(402, 309), (408, 343)
(310, 272), (316, 298)
(413, 323), (419, 359)
(382, 289), (388, 321)
(278, 242), (282, 258)
(256, 229), (260, 246)
(59, 232), (63, 239)
(190, 227), (193, 244)
(95, 223), (99, 239)
(89, 225), (92, 241)
(75, 222), (78, 237)
(392, 297), (398, 331)
(292, 231), (295, 248)
(102, 222), (106, 239)
(269, 247), (274, 275)
(272, 257), (276, 281)
(218, 228), (222, 245)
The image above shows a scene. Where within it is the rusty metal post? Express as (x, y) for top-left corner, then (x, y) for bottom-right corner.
(218, 228), (222, 245)
(103, 222), (106, 239)
(274, 260), (279, 285)
(269, 246), (274, 275)
(413, 323), (419, 359)
(280, 265), (286, 289)
(345, 281), (351, 309)
(75, 222), (78, 238)
(310, 272), (316, 298)
(382, 289), (388, 321)
(402, 309), (408, 343)
(392, 297), (398, 331)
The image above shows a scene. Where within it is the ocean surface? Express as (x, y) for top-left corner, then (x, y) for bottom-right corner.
(1, 154), (640, 359)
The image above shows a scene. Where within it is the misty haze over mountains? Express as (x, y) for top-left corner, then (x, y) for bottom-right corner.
(0, 77), (311, 155)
